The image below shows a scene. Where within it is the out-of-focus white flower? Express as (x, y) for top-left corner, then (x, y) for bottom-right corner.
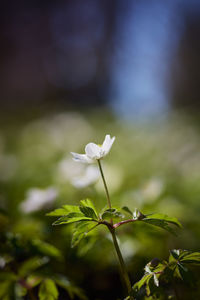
(120, 239), (141, 261)
(71, 165), (99, 188)
(121, 178), (164, 209)
(71, 134), (115, 163)
(0, 257), (6, 269)
(142, 178), (164, 200)
(56, 157), (99, 188)
(20, 187), (58, 213)
(57, 157), (85, 181)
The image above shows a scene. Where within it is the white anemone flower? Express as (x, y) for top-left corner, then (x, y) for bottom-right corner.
(71, 134), (115, 163)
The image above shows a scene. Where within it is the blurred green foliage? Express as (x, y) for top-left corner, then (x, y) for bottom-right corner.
(0, 110), (200, 299)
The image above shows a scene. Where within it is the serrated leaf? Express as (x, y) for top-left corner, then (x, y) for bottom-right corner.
(79, 199), (98, 220)
(31, 239), (62, 258)
(133, 274), (152, 292)
(144, 214), (182, 228)
(80, 199), (98, 216)
(46, 208), (71, 217)
(141, 214), (181, 235)
(169, 253), (178, 267)
(39, 279), (58, 300)
(180, 251), (200, 264)
(71, 221), (98, 248)
(62, 205), (81, 213)
(102, 208), (124, 220)
(53, 212), (93, 226)
(177, 263), (190, 281)
(145, 275), (154, 296)
(168, 249), (200, 268)
(47, 205), (80, 216)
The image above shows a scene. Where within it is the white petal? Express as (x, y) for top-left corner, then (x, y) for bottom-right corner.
(85, 143), (101, 159)
(71, 152), (94, 163)
(102, 135), (115, 156)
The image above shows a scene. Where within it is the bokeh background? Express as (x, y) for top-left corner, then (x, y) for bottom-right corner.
(1, 0), (200, 299)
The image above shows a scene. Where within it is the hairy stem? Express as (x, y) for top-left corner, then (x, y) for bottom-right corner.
(97, 159), (112, 209)
(109, 227), (133, 298)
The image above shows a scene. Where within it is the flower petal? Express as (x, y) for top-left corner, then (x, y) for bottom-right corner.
(102, 135), (115, 156)
(85, 143), (101, 159)
(71, 152), (94, 163)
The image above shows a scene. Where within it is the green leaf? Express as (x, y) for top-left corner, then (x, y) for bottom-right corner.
(177, 263), (189, 280)
(101, 208), (124, 220)
(53, 212), (93, 226)
(180, 251), (200, 264)
(122, 206), (133, 216)
(39, 279), (58, 300)
(144, 213), (182, 227)
(145, 275), (154, 296)
(80, 199), (98, 215)
(54, 275), (88, 300)
(15, 283), (28, 297)
(31, 239), (62, 258)
(26, 275), (43, 288)
(79, 199), (98, 220)
(145, 261), (166, 275)
(46, 208), (71, 217)
(0, 272), (17, 281)
(19, 257), (49, 277)
(142, 213), (182, 235)
(46, 205), (80, 216)
(169, 249), (180, 261)
(169, 249), (200, 265)
(71, 221), (99, 248)
(133, 274), (152, 292)
(0, 281), (14, 299)
(77, 235), (97, 256)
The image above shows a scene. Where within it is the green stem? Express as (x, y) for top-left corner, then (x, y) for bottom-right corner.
(109, 227), (133, 298)
(97, 159), (112, 209)
(97, 159), (133, 299)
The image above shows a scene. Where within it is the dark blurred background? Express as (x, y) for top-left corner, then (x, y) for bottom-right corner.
(1, 0), (200, 117)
